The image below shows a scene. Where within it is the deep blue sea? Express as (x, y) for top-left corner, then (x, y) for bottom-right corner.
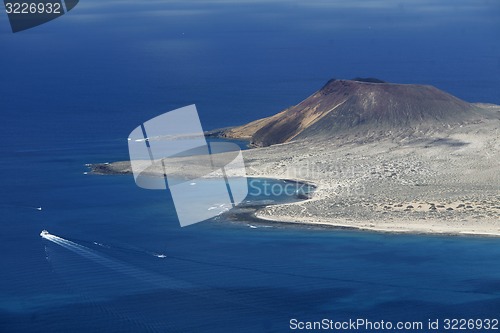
(0, 1), (499, 332)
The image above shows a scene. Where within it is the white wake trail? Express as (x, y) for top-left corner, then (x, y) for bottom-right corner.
(39, 231), (294, 317)
(40, 230), (192, 290)
(0, 204), (42, 211)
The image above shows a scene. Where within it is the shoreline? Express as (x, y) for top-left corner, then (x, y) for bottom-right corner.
(89, 161), (500, 238)
(223, 176), (500, 238)
(89, 162), (500, 238)
(252, 211), (500, 238)
(221, 197), (500, 238)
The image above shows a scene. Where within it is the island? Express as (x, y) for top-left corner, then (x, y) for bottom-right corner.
(92, 78), (500, 236)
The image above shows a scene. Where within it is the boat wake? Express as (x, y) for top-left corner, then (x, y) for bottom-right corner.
(0, 204), (42, 211)
(40, 230), (191, 290)
(39, 230), (283, 317)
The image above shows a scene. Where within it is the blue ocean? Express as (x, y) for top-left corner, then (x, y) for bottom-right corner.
(0, 1), (499, 332)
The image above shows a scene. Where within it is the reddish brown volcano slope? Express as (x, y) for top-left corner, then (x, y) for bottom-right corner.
(221, 79), (483, 147)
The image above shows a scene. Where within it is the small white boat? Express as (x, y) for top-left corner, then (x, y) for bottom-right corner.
(40, 230), (49, 237)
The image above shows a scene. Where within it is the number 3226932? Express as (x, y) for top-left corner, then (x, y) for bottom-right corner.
(5, 2), (62, 14)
